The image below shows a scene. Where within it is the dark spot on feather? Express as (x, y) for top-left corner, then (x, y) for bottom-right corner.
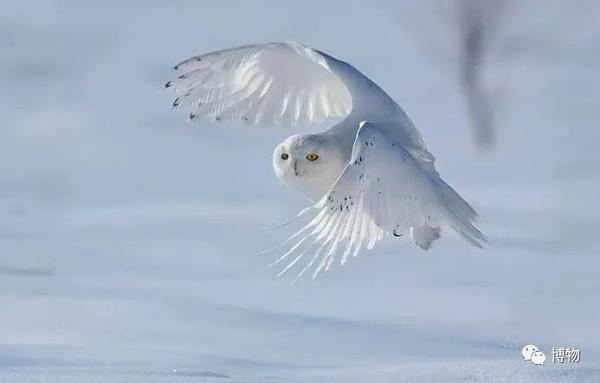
(164, 81), (172, 88)
(189, 113), (197, 120)
(178, 74), (186, 79)
(393, 225), (404, 237)
(173, 65), (179, 70)
(215, 116), (221, 122)
(196, 57), (202, 62)
(172, 97), (179, 108)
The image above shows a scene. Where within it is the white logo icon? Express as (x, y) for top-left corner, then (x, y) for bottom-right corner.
(522, 344), (539, 361)
(531, 351), (546, 365)
(522, 344), (546, 366)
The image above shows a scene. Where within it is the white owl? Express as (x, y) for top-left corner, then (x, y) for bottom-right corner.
(165, 42), (486, 278)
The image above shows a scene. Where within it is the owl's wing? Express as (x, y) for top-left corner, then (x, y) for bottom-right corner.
(164, 42), (403, 127)
(273, 122), (486, 278)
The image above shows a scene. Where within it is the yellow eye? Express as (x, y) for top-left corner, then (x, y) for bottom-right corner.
(306, 153), (319, 161)
(281, 153), (289, 160)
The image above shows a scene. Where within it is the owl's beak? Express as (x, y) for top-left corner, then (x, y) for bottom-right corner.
(293, 160), (299, 176)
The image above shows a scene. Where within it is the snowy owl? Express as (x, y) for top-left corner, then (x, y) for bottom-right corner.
(165, 42), (486, 277)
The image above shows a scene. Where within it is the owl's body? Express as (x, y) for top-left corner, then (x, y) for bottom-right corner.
(272, 109), (428, 202)
(272, 123), (458, 252)
(165, 41), (486, 277)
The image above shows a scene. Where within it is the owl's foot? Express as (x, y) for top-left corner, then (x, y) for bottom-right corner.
(410, 225), (441, 250)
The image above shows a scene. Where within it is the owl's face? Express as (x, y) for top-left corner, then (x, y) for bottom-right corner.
(273, 134), (346, 201)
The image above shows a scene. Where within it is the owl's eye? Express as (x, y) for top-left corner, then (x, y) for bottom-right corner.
(306, 153), (319, 161)
(281, 153), (289, 160)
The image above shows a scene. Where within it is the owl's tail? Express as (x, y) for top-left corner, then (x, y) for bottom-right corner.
(435, 178), (488, 247)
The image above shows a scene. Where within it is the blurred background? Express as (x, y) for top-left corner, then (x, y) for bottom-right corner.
(1, 0), (599, 381)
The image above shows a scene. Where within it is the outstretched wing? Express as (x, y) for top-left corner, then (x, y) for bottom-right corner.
(164, 41), (407, 129)
(273, 122), (486, 279)
(165, 42), (352, 125)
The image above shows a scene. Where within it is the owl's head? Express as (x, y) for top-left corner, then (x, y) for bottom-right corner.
(273, 134), (347, 201)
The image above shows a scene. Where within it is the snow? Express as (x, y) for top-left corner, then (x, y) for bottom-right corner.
(1, 0), (599, 381)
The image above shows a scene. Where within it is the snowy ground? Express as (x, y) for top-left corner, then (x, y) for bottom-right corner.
(1, 1), (599, 382)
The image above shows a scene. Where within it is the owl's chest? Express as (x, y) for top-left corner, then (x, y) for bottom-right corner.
(278, 158), (347, 202)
